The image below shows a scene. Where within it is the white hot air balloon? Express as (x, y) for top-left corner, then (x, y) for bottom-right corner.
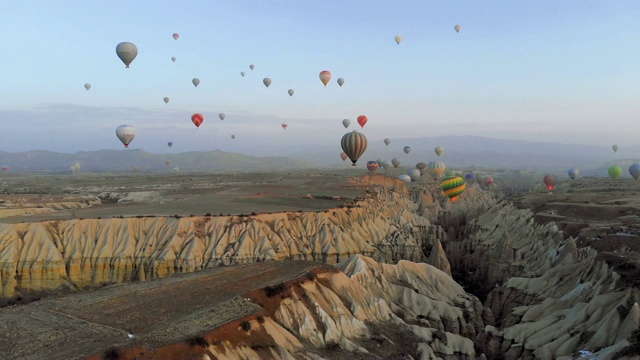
(398, 174), (411, 183)
(115, 42), (138, 68)
(263, 78), (271, 88)
(342, 119), (351, 128)
(337, 78), (345, 87)
(84, 83), (91, 91)
(288, 89), (294, 96)
(163, 97), (169, 103)
(192, 78), (200, 87)
(115, 125), (136, 148)
(219, 113), (226, 121)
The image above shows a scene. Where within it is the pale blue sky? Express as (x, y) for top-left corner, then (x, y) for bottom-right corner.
(1, 1), (639, 156)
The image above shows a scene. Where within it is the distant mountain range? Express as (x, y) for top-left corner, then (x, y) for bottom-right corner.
(1, 136), (639, 174)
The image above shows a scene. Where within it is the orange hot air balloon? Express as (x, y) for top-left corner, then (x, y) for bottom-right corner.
(191, 113), (204, 128)
(319, 70), (332, 86)
(357, 115), (368, 128)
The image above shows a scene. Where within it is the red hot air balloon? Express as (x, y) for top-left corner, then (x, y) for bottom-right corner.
(191, 113), (204, 128)
(543, 175), (557, 191)
(281, 123), (288, 130)
(1, 166), (8, 172)
(366, 161), (379, 172)
(173, 33), (179, 40)
(357, 115), (368, 128)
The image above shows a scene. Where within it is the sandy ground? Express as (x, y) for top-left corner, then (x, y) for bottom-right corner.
(0, 260), (329, 360)
(0, 170), (371, 223)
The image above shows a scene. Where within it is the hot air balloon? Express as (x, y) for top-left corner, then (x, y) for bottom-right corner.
(392, 158), (401, 168)
(434, 146), (444, 157)
(357, 115), (367, 128)
(231, 134), (236, 139)
(84, 83), (91, 91)
(395, 35), (403, 45)
(219, 113), (226, 121)
(609, 165), (622, 179)
(281, 123), (288, 130)
(416, 162), (428, 175)
(341, 130), (368, 166)
(342, 119), (351, 128)
(165, 160), (172, 166)
(173, 33), (179, 40)
(630, 164), (640, 180)
(116, 42), (138, 68)
(441, 176), (466, 203)
(403, 146), (411, 155)
(115, 125), (136, 148)
(384, 138), (391, 146)
(288, 89), (294, 97)
(167, 142), (173, 148)
(191, 113), (204, 128)
(407, 168), (421, 182)
(337, 78), (345, 87)
(319, 70), (331, 86)
(568, 168), (579, 180)
(382, 160), (392, 171)
(543, 175), (557, 191)
(454, 25), (462, 33)
(240, 71), (246, 77)
(484, 175), (494, 186)
(399, 174), (411, 183)
(427, 161), (446, 180)
(340, 152), (348, 161)
(250, 64), (255, 70)
(464, 173), (475, 181)
(171, 57), (176, 62)
(367, 161), (379, 173)
(1, 166), (8, 172)
(263, 78), (271, 88)
(163, 97), (169, 104)
(445, 170), (455, 177)
(612, 144), (619, 153)
(192, 78), (200, 87)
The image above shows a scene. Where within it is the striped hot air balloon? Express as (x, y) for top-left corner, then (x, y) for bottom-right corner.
(341, 130), (368, 166)
(440, 176), (466, 203)
(427, 161), (446, 180)
(366, 161), (379, 172)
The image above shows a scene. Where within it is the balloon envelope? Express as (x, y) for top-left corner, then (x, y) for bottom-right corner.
(342, 119), (351, 129)
(340, 152), (348, 161)
(219, 113), (226, 121)
(416, 162), (428, 175)
(434, 146), (444, 157)
(357, 115), (368, 128)
(173, 33), (179, 40)
(454, 25), (462, 33)
(392, 158), (401, 168)
(630, 164), (640, 180)
(163, 97), (169, 104)
(167, 142), (173, 148)
(250, 64), (255, 70)
(192, 78), (200, 87)
(231, 134), (236, 139)
(612, 144), (619, 153)
(609, 165), (622, 179)
(441, 176), (466, 202)
(484, 175), (494, 186)
(427, 161), (446, 179)
(171, 57), (176, 62)
(263, 78), (271, 88)
(395, 35), (402, 44)
(568, 168), (579, 180)
(384, 138), (391, 146)
(116, 42), (138, 68)
(319, 70), (331, 86)
(341, 130), (368, 166)
(403, 146), (411, 154)
(288, 89), (294, 96)
(366, 161), (379, 173)
(543, 175), (557, 191)
(281, 123), (288, 129)
(115, 125), (136, 148)
(337, 78), (345, 87)
(191, 113), (204, 128)
(84, 83), (91, 91)
(240, 71), (245, 77)
(464, 173), (475, 181)
(399, 174), (411, 183)
(407, 168), (421, 182)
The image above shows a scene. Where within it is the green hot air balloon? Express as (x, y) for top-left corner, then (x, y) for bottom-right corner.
(440, 176), (466, 203)
(608, 165), (622, 179)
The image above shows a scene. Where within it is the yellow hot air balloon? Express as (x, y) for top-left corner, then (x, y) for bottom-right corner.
(395, 35), (402, 45)
(440, 176), (466, 203)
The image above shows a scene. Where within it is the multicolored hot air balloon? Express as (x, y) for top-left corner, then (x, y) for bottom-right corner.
(116, 42), (138, 68)
(319, 71), (331, 86)
(341, 130), (368, 166)
(342, 119), (351, 128)
(384, 138), (391, 146)
(84, 83), (91, 91)
(440, 176), (466, 203)
(434, 146), (444, 157)
(219, 113), (226, 121)
(366, 161), (379, 173)
(543, 175), (557, 191)
(173, 33), (179, 40)
(163, 97), (169, 104)
(427, 161), (446, 180)
(192, 78), (200, 87)
(191, 113), (204, 128)
(630, 164), (640, 180)
(403, 146), (411, 155)
(263, 78), (271, 88)
(340, 152), (348, 161)
(612, 144), (619, 153)
(392, 158), (401, 168)
(609, 165), (622, 179)
(337, 78), (345, 87)
(115, 125), (136, 148)
(395, 35), (403, 45)
(357, 115), (367, 128)
(568, 168), (579, 180)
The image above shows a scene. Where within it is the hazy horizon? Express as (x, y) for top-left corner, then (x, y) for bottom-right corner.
(1, 1), (639, 156)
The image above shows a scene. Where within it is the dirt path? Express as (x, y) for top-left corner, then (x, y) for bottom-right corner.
(0, 260), (328, 360)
